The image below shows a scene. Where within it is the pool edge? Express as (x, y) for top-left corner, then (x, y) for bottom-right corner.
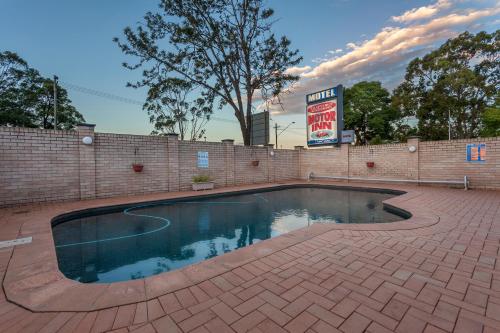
(3, 181), (442, 312)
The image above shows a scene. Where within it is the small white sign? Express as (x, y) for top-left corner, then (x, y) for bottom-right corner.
(341, 130), (355, 143)
(197, 151), (209, 168)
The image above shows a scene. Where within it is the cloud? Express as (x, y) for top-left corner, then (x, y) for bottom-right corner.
(392, 0), (452, 23)
(268, 2), (499, 115)
(328, 49), (343, 54)
(285, 65), (312, 75)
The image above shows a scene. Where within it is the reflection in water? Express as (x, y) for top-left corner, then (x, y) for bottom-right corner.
(53, 188), (405, 283)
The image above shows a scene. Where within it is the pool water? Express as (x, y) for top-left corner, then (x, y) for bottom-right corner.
(52, 187), (407, 283)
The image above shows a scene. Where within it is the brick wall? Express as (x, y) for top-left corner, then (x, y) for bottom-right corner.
(419, 137), (500, 189)
(298, 145), (347, 179)
(1, 125), (499, 207)
(301, 136), (500, 190)
(234, 146), (270, 184)
(273, 149), (300, 181)
(0, 126), (299, 207)
(348, 143), (409, 179)
(0, 127), (80, 206)
(94, 133), (169, 198)
(178, 141), (228, 190)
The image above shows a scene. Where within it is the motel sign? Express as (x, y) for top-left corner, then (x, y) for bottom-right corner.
(306, 85), (344, 147)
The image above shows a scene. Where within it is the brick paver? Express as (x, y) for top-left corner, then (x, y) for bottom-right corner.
(0, 182), (499, 332)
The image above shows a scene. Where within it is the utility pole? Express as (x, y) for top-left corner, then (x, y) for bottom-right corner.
(274, 121), (295, 148)
(53, 75), (58, 130)
(448, 109), (451, 140)
(274, 123), (279, 148)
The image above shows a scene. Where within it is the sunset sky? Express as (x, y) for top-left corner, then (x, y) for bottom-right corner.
(1, 0), (498, 147)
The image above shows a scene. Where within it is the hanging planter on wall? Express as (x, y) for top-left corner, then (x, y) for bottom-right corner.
(366, 161), (375, 168)
(250, 148), (259, 166)
(132, 147), (144, 172)
(132, 163), (144, 172)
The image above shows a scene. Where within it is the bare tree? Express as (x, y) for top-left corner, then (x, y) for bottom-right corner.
(114, 0), (302, 145)
(145, 78), (212, 140)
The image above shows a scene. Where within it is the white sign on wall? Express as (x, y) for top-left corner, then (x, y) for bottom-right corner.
(197, 151), (209, 168)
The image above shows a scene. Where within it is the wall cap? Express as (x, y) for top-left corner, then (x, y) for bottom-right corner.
(77, 123), (96, 128)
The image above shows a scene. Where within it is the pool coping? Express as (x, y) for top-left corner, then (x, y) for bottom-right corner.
(2, 181), (440, 312)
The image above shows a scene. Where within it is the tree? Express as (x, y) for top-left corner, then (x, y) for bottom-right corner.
(344, 81), (400, 145)
(145, 78), (212, 140)
(481, 94), (500, 137)
(0, 51), (84, 129)
(114, 0), (302, 145)
(0, 51), (36, 127)
(393, 30), (499, 140)
(27, 77), (85, 130)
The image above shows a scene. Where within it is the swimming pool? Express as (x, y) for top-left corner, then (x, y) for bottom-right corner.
(52, 186), (408, 283)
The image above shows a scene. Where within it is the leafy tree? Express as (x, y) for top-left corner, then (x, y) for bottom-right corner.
(145, 78), (212, 140)
(114, 0), (302, 145)
(393, 30), (499, 140)
(0, 51), (37, 126)
(0, 51), (84, 129)
(0, 51), (28, 89)
(27, 77), (84, 130)
(344, 81), (400, 145)
(481, 94), (500, 137)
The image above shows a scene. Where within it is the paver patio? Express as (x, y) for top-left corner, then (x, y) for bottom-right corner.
(0, 181), (499, 333)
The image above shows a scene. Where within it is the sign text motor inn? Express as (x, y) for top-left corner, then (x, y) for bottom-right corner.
(306, 85), (344, 147)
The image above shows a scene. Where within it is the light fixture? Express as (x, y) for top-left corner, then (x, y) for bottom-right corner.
(408, 145), (417, 153)
(82, 136), (93, 145)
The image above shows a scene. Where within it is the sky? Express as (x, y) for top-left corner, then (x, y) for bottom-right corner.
(1, 0), (499, 147)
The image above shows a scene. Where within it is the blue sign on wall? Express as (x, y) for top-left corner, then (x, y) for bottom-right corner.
(197, 151), (209, 168)
(466, 143), (486, 162)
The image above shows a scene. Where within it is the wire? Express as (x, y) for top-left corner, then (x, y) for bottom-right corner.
(61, 81), (239, 124)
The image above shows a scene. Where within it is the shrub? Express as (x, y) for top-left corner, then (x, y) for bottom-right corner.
(192, 175), (211, 183)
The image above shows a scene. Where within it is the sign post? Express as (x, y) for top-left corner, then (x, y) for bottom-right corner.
(306, 85), (344, 147)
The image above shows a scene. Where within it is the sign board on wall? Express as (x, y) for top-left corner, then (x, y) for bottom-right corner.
(341, 130), (355, 144)
(197, 151), (209, 168)
(306, 85), (344, 147)
(250, 111), (270, 145)
(466, 144), (486, 162)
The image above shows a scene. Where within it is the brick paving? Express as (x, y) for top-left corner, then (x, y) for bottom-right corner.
(0, 182), (499, 332)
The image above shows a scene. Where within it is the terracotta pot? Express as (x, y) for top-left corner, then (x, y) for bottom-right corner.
(251, 160), (259, 166)
(132, 164), (144, 172)
(366, 161), (375, 168)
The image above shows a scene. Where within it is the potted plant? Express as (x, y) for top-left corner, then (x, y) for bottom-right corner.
(132, 147), (144, 172)
(192, 175), (214, 191)
(366, 161), (375, 168)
